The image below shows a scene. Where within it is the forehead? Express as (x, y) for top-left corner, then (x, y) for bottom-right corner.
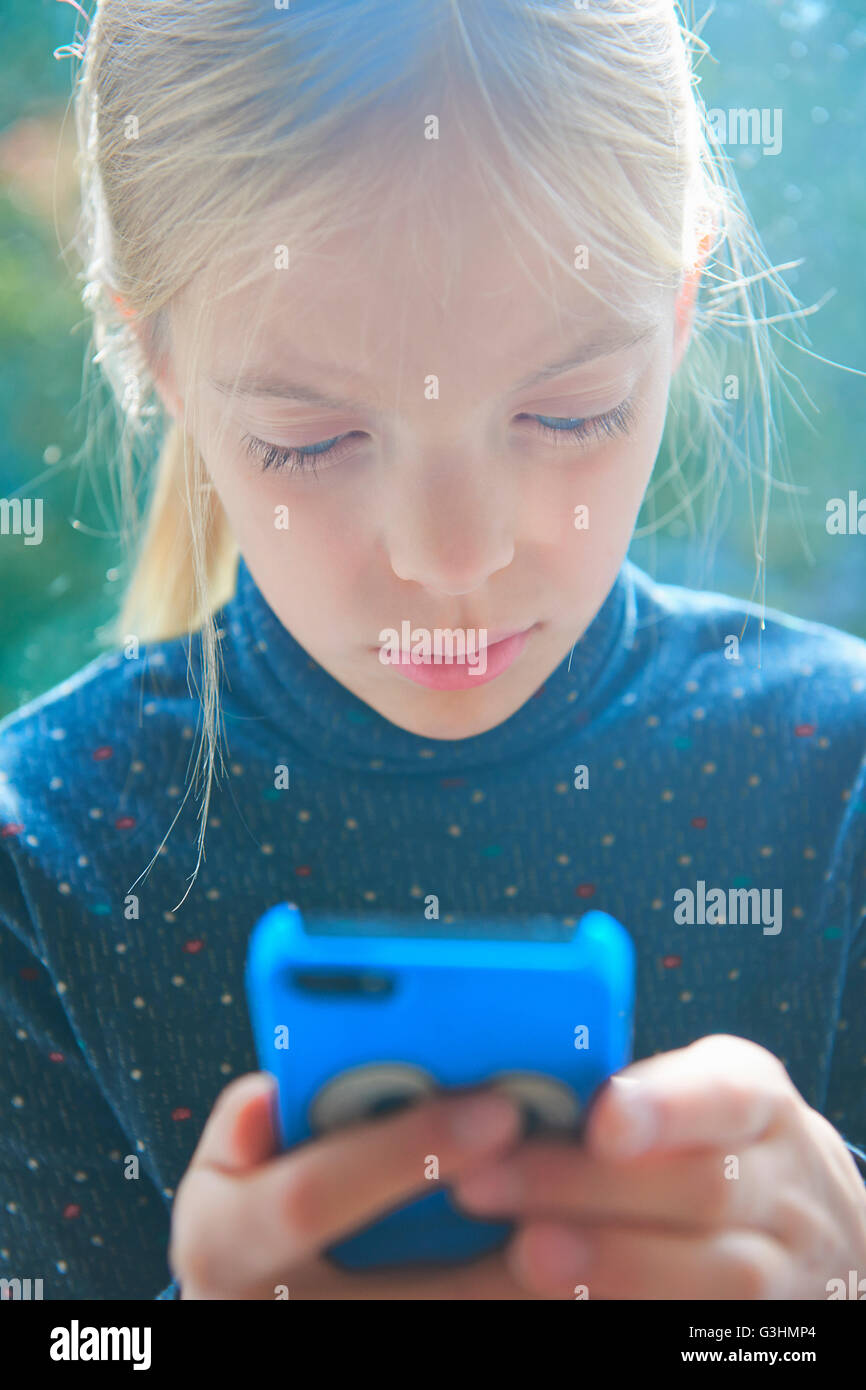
(172, 172), (666, 399)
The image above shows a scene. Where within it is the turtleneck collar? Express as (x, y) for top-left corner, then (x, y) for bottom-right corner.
(218, 554), (637, 775)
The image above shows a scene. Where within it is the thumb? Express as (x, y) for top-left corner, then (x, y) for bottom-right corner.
(192, 1071), (280, 1173)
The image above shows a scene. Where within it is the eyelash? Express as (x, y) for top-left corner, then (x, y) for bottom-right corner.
(242, 397), (636, 477)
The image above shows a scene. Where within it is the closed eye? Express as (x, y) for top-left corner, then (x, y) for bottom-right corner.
(242, 396), (636, 476)
(519, 398), (636, 447)
(242, 430), (363, 475)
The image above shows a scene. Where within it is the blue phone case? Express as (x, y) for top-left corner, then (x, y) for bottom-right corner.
(244, 903), (635, 1270)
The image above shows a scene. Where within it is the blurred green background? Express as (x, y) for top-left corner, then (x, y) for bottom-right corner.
(0, 0), (864, 720)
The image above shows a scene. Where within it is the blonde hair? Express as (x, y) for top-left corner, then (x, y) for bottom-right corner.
(66, 0), (810, 904)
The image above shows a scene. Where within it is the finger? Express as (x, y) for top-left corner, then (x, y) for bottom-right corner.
(507, 1219), (791, 1300)
(173, 1089), (522, 1296)
(452, 1137), (781, 1232)
(586, 1035), (797, 1158)
(283, 1248), (548, 1301)
(188, 1072), (280, 1172)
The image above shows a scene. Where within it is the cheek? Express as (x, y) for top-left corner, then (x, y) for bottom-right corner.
(527, 429), (658, 580)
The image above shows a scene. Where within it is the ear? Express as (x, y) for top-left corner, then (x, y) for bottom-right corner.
(148, 364), (184, 424)
(672, 228), (713, 373)
(112, 291), (184, 422)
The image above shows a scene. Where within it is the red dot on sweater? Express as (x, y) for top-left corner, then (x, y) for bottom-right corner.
(62, 1203), (81, 1220)
(1, 823), (24, 838)
(115, 816), (136, 830)
(532, 684), (547, 699)
(662, 955), (682, 969)
(183, 939), (204, 954)
(294, 865), (312, 877)
(439, 777), (466, 788)
(172, 1107), (191, 1122)
(794, 723), (816, 737)
(575, 883), (596, 899)
(92, 746), (114, 761)
(691, 816), (707, 829)
(19, 967), (39, 981)
(49, 1052), (65, 1063)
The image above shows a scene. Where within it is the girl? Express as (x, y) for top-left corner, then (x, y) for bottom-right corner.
(1, 0), (864, 1301)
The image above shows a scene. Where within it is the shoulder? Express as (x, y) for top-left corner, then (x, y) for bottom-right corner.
(627, 560), (866, 698)
(0, 636), (199, 853)
(624, 562), (866, 792)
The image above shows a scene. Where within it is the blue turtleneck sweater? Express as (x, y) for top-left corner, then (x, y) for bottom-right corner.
(1, 554), (865, 1300)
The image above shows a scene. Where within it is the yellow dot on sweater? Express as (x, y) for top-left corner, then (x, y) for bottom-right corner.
(759, 846), (773, 857)
(702, 762), (717, 774)
(448, 824), (462, 836)
(661, 789), (674, 801)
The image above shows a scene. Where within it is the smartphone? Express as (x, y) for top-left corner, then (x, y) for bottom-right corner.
(245, 903), (635, 1270)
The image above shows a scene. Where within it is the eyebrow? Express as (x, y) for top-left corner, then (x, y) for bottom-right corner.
(206, 323), (657, 407)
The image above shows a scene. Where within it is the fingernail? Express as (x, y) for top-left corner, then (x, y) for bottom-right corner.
(456, 1164), (523, 1209)
(449, 1094), (520, 1149)
(537, 1227), (591, 1282)
(608, 1098), (657, 1157)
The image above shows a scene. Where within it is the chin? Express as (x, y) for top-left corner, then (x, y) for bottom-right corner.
(377, 690), (522, 741)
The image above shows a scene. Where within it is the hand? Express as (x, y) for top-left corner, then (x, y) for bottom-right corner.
(451, 1034), (866, 1299)
(169, 1071), (544, 1299)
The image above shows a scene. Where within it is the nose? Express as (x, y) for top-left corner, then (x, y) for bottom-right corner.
(384, 453), (515, 595)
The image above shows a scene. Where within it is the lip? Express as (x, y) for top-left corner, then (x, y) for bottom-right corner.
(373, 622), (540, 691)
